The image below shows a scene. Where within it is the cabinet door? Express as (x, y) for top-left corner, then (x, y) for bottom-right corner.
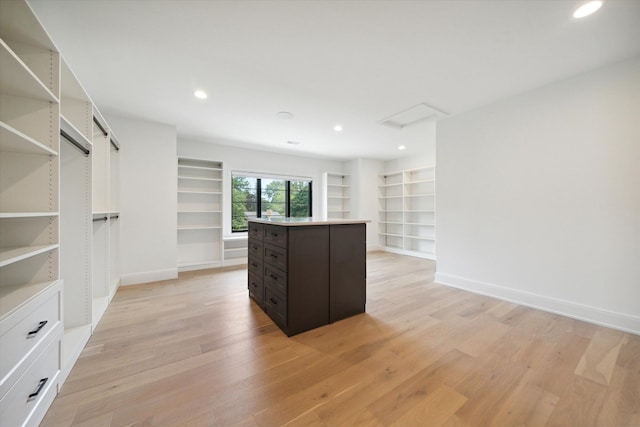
(329, 224), (366, 322)
(287, 226), (329, 335)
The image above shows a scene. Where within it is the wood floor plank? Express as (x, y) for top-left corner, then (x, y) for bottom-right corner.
(40, 252), (638, 427)
(574, 329), (628, 386)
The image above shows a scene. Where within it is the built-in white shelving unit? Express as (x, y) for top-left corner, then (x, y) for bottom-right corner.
(1, 3), (124, 424)
(0, 1), (62, 425)
(91, 110), (121, 326)
(378, 166), (436, 259)
(177, 158), (223, 271)
(59, 57), (93, 385)
(323, 172), (351, 219)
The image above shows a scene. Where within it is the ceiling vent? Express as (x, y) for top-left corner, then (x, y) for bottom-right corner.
(378, 103), (448, 129)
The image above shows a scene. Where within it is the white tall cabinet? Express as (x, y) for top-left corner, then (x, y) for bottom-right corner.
(177, 157), (223, 271)
(378, 166), (436, 259)
(1, 2), (122, 425)
(323, 172), (351, 219)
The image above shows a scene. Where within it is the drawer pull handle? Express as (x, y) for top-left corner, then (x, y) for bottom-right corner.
(271, 233), (278, 237)
(251, 263), (258, 267)
(251, 282), (257, 288)
(270, 254), (278, 259)
(269, 298), (278, 305)
(270, 275), (277, 280)
(28, 377), (48, 401)
(27, 320), (48, 338)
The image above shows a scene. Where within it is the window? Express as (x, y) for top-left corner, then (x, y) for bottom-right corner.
(232, 173), (312, 232)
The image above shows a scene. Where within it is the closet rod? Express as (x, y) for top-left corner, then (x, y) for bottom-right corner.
(110, 138), (120, 151)
(110, 214), (119, 220)
(93, 116), (108, 136)
(93, 216), (108, 222)
(61, 130), (90, 156)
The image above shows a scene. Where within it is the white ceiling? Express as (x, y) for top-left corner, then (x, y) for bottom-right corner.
(28, 0), (640, 161)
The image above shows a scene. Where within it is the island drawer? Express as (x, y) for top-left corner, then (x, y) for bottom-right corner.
(248, 222), (264, 240)
(264, 224), (287, 247)
(264, 243), (287, 272)
(248, 238), (263, 258)
(248, 273), (264, 307)
(264, 287), (287, 329)
(264, 264), (287, 296)
(248, 257), (263, 277)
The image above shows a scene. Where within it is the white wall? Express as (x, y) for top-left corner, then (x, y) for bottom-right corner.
(178, 139), (344, 236)
(106, 115), (178, 285)
(385, 118), (437, 172)
(347, 158), (385, 250)
(436, 57), (640, 334)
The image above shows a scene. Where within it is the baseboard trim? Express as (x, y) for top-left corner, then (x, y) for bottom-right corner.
(435, 272), (640, 335)
(121, 268), (178, 286)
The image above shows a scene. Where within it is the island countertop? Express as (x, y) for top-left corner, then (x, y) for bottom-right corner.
(248, 217), (370, 226)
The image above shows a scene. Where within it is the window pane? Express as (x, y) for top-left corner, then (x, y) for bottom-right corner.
(232, 176), (257, 231)
(289, 180), (311, 217)
(261, 179), (286, 217)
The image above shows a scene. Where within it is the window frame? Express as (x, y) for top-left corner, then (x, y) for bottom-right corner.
(231, 172), (312, 233)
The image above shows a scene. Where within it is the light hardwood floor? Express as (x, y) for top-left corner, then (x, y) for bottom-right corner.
(42, 252), (639, 426)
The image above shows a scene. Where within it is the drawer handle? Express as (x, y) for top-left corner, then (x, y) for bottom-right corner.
(28, 377), (48, 402)
(269, 297), (278, 305)
(251, 282), (257, 288)
(270, 274), (278, 280)
(270, 254), (278, 259)
(27, 320), (48, 338)
(271, 233), (278, 237)
(251, 262), (258, 267)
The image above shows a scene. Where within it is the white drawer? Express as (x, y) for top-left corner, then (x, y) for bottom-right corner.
(0, 282), (62, 398)
(0, 333), (60, 427)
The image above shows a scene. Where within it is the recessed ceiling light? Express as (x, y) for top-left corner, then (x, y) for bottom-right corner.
(194, 90), (207, 99)
(276, 111), (294, 120)
(398, 145), (406, 150)
(287, 140), (301, 145)
(573, 1), (603, 18)
(334, 125), (343, 132)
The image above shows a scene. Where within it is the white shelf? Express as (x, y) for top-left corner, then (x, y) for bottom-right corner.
(178, 164), (222, 171)
(178, 176), (222, 182)
(0, 121), (58, 156)
(60, 115), (92, 150)
(379, 232), (404, 238)
(178, 226), (222, 230)
(380, 221), (403, 225)
(0, 280), (59, 320)
(405, 235), (436, 241)
(0, 244), (58, 268)
(177, 190), (222, 195)
(0, 39), (58, 102)
(379, 196), (403, 199)
(404, 193), (436, 197)
(328, 209), (351, 212)
(405, 179), (436, 184)
(327, 196), (349, 199)
(405, 222), (435, 226)
(178, 210), (222, 214)
(0, 212), (59, 218)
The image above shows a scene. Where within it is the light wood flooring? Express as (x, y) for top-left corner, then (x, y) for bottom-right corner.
(42, 252), (639, 426)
